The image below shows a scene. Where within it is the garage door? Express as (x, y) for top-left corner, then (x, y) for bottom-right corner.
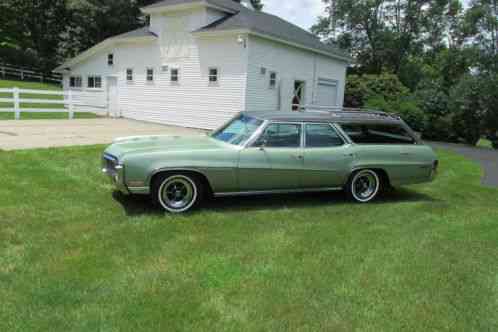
(316, 78), (338, 107)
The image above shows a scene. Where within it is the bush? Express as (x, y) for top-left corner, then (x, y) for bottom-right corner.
(345, 74), (409, 108)
(449, 75), (483, 146)
(365, 95), (425, 131)
(421, 114), (459, 142)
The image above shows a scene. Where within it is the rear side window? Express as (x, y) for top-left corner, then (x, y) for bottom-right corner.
(340, 123), (416, 144)
(305, 123), (344, 147)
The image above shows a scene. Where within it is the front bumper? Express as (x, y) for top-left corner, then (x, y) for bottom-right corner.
(102, 154), (130, 195)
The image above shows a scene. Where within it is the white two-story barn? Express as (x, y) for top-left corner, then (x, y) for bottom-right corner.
(55, 0), (350, 129)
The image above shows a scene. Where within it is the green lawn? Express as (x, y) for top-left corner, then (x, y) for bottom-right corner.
(0, 79), (98, 120)
(0, 146), (497, 331)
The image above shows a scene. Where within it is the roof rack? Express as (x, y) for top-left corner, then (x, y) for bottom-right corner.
(299, 105), (401, 120)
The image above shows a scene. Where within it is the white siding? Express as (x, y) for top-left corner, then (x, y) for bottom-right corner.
(245, 36), (347, 112)
(63, 51), (113, 113)
(65, 7), (248, 130)
(117, 35), (247, 129)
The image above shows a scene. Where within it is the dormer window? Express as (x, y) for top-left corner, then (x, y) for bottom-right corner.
(146, 68), (154, 82)
(269, 72), (277, 89)
(209, 67), (218, 84)
(108, 54), (114, 66)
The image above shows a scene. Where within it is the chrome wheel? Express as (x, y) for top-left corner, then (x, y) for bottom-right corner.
(158, 175), (198, 213)
(351, 170), (380, 203)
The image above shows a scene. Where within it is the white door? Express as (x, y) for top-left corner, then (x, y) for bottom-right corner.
(106, 77), (119, 117)
(316, 78), (338, 107)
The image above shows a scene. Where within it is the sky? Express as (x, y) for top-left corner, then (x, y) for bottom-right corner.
(262, 0), (327, 31)
(261, 0), (473, 32)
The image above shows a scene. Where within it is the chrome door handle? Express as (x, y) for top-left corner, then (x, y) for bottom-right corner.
(291, 154), (303, 160)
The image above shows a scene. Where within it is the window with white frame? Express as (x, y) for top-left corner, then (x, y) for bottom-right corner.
(108, 54), (114, 66)
(126, 68), (133, 82)
(209, 67), (218, 84)
(69, 76), (82, 88)
(146, 68), (154, 82)
(269, 72), (277, 89)
(87, 75), (102, 89)
(171, 68), (179, 83)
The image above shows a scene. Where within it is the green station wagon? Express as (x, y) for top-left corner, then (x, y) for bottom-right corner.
(102, 110), (438, 213)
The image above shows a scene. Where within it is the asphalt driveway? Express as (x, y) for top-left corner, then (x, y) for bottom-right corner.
(429, 142), (498, 188)
(0, 118), (204, 151)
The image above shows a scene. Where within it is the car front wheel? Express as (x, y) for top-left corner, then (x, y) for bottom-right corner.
(347, 169), (381, 203)
(153, 174), (202, 213)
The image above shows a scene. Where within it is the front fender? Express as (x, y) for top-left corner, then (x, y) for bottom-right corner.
(123, 150), (239, 193)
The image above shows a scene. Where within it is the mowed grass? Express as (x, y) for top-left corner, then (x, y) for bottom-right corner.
(0, 79), (98, 120)
(0, 146), (497, 331)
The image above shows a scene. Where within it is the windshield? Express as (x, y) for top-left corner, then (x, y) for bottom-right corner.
(211, 114), (263, 146)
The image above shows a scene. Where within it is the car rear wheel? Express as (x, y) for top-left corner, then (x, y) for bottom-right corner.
(153, 173), (203, 213)
(347, 169), (381, 203)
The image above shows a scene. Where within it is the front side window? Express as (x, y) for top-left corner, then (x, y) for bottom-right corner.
(171, 68), (179, 82)
(126, 68), (133, 82)
(146, 68), (154, 82)
(69, 76), (82, 88)
(305, 123), (344, 147)
(87, 75), (102, 89)
(254, 123), (302, 148)
(340, 123), (416, 144)
(209, 67), (218, 83)
(108, 54), (114, 66)
(211, 114), (263, 146)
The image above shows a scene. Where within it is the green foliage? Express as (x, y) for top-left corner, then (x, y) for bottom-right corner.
(449, 75), (484, 146)
(345, 74), (409, 108)
(365, 95), (426, 131)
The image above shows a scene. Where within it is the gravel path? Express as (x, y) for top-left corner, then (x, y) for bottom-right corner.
(429, 141), (498, 188)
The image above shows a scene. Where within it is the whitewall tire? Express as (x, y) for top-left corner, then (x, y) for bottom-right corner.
(347, 169), (381, 203)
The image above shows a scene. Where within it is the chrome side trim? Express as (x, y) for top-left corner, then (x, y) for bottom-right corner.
(214, 187), (343, 197)
(128, 186), (150, 195)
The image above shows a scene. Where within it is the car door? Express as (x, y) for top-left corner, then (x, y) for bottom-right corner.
(238, 122), (304, 191)
(301, 123), (354, 188)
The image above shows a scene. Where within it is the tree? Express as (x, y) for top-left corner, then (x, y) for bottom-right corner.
(0, 0), (70, 72)
(464, 0), (498, 73)
(312, 0), (439, 74)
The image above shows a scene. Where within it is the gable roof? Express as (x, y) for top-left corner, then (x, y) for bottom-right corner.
(54, 27), (157, 72)
(145, 0), (350, 61)
(143, 0), (242, 12)
(196, 7), (349, 60)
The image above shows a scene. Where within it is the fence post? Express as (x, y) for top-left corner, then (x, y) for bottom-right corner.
(20, 70), (24, 80)
(68, 89), (74, 119)
(13, 87), (20, 120)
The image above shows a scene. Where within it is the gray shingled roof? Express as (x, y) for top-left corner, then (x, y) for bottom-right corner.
(143, 0), (242, 11)
(144, 0), (350, 59)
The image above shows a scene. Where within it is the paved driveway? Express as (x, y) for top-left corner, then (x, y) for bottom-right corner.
(0, 119), (204, 151)
(429, 142), (498, 188)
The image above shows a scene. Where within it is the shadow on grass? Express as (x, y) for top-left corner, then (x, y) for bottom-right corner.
(113, 187), (438, 217)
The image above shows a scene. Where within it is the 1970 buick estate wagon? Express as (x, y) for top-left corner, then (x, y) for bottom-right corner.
(102, 110), (438, 213)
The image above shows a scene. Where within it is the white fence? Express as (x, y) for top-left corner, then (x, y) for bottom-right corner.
(0, 63), (62, 83)
(0, 88), (107, 119)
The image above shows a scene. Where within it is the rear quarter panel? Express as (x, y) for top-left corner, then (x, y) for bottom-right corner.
(350, 144), (437, 186)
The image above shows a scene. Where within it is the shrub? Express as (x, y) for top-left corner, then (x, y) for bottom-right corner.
(449, 75), (484, 146)
(365, 95), (425, 131)
(421, 114), (459, 142)
(345, 74), (409, 108)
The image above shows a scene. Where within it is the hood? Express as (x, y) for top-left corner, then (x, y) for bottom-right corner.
(104, 134), (227, 160)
